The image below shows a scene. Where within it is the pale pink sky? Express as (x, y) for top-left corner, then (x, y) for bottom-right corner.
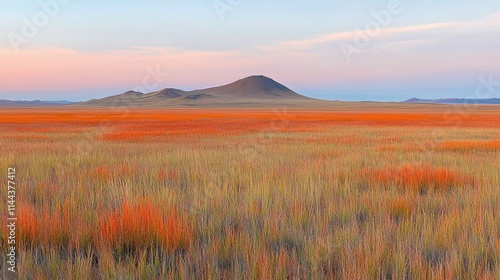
(1, 9), (499, 101)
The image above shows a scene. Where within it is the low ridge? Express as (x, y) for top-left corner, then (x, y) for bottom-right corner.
(404, 98), (500, 104)
(80, 75), (316, 107)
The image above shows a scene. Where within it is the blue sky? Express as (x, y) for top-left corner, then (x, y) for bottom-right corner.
(1, 0), (500, 101)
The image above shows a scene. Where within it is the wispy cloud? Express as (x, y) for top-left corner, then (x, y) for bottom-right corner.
(258, 22), (451, 52)
(258, 13), (500, 54)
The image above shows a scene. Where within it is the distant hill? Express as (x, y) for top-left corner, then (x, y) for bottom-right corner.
(80, 75), (319, 107)
(404, 98), (500, 104)
(0, 99), (74, 106)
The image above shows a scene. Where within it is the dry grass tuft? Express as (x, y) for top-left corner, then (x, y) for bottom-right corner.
(388, 197), (414, 220)
(18, 203), (39, 246)
(17, 201), (80, 248)
(438, 140), (500, 152)
(98, 200), (192, 253)
(362, 164), (476, 192)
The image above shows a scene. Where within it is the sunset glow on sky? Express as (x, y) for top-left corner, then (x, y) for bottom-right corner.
(1, 0), (499, 101)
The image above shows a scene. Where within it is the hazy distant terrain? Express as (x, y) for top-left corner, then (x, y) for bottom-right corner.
(2, 77), (499, 108)
(0, 99), (74, 106)
(405, 98), (500, 104)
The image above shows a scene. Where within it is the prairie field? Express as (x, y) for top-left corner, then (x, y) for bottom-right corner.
(1, 106), (500, 279)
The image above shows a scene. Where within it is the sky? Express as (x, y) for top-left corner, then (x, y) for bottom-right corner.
(1, 0), (500, 102)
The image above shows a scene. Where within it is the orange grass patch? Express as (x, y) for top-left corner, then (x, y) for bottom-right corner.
(1, 109), (500, 141)
(158, 168), (181, 181)
(17, 201), (84, 248)
(17, 203), (39, 246)
(96, 166), (111, 180)
(304, 135), (366, 144)
(388, 197), (414, 220)
(98, 201), (192, 252)
(438, 140), (500, 152)
(361, 164), (476, 192)
(16, 200), (192, 252)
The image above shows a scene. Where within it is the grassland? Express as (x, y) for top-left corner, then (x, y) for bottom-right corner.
(1, 106), (499, 279)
